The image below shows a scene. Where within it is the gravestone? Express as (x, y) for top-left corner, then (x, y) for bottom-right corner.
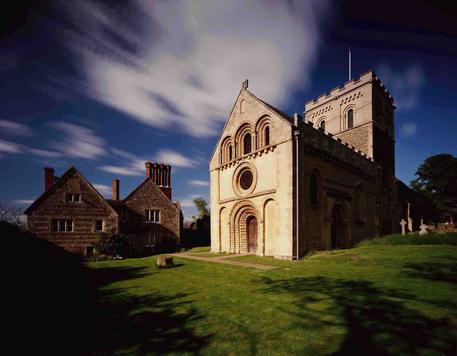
(400, 219), (407, 236)
(419, 218), (428, 235)
(156, 255), (174, 268)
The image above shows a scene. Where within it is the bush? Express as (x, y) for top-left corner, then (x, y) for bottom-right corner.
(94, 233), (126, 257)
(356, 232), (457, 247)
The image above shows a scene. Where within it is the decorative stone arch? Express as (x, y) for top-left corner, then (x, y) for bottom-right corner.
(235, 122), (254, 156)
(255, 115), (271, 148)
(220, 136), (233, 164)
(230, 201), (259, 254)
(342, 104), (356, 130)
(262, 197), (275, 256)
(316, 117), (327, 131)
(240, 99), (245, 114)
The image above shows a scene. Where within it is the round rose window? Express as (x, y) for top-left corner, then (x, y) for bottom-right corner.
(239, 169), (253, 190)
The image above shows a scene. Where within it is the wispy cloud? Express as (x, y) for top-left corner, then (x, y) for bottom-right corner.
(57, 0), (328, 137)
(99, 147), (199, 176)
(188, 179), (209, 187)
(93, 183), (112, 197)
(28, 148), (63, 158)
(0, 139), (22, 154)
(376, 64), (425, 110)
(155, 149), (197, 168)
(50, 121), (107, 159)
(99, 165), (142, 177)
(12, 199), (34, 205)
(399, 122), (417, 138)
(0, 119), (32, 136)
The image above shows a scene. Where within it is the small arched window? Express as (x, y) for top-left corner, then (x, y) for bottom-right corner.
(310, 173), (318, 206)
(347, 109), (354, 129)
(228, 145), (233, 161)
(265, 126), (270, 146)
(320, 120), (326, 131)
(243, 133), (252, 155)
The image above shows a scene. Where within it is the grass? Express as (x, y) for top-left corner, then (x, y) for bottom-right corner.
(83, 243), (457, 355)
(186, 246), (211, 253)
(357, 231), (457, 246)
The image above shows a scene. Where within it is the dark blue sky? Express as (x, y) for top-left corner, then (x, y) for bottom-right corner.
(0, 0), (456, 219)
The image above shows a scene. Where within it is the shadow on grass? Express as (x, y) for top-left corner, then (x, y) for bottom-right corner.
(258, 276), (456, 355)
(404, 256), (457, 284)
(4, 222), (211, 354)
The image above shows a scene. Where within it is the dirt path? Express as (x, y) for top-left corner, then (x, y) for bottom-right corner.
(168, 252), (277, 270)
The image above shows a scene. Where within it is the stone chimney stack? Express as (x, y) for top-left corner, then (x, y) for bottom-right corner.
(44, 167), (54, 192)
(145, 161), (172, 200)
(112, 179), (120, 200)
(145, 161), (152, 179)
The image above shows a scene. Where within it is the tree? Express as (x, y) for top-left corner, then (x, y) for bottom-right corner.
(193, 197), (209, 218)
(0, 203), (25, 228)
(410, 154), (457, 221)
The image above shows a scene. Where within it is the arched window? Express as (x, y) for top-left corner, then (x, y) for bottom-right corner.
(347, 109), (354, 129)
(355, 185), (366, 222)
(310, 172), (318, 206)
(240, 99), (245, 113)
(264, 126), (270, 146)
(319, 120), (326, 131)
(220, 137), (233, 164)
(243, 133), (252, 155)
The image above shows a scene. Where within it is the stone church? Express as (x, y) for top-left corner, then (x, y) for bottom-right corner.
(209, 70), (416, 259)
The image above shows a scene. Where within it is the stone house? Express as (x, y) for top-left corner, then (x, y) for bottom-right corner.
(210, 70), (416, 259)
(25, 162), (182, 257)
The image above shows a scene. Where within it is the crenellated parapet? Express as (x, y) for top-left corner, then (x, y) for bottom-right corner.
(305, 69), (394, 113)
(301, 118), (380, 180)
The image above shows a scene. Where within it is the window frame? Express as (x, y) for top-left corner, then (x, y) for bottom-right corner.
(243, 133), (252, 155)
(94, 219), (104, 233)
(347, 109), (354, 129)
(66, 193), (81, 203)
(50, 219), (74, 233)
(146, 209), (161, 223)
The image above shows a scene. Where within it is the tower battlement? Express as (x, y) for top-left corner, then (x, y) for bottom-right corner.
(305, 69), (394, 112)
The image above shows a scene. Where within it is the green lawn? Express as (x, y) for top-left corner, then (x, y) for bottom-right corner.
(85, 244), (457, 355)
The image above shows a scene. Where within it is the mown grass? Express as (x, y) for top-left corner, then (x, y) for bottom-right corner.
(187, 246), (211, 253)
(85, 243), (457, 355)
(356, 231), (457, 247)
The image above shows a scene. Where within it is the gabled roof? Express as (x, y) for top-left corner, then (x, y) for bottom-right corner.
(209, 88), (293, 163)
(123, 177), (181, 212)
(24, 166), (118, 216)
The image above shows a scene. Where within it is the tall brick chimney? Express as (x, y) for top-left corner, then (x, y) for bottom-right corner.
(112, 179), (120, 200)
(145, 161), (172, 200)
(44, 167), (54, 192)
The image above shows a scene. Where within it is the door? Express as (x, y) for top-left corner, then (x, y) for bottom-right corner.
(247, 216), (258, 253)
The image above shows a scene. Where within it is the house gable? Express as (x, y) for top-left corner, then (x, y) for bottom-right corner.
(25, 167), (117, 217)
(123, 178), (180, 213)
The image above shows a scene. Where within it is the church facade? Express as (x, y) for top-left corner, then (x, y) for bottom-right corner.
(209, 70), (415, 259)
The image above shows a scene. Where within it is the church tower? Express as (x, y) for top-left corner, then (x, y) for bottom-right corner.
(304, 69), (397, 233)
(304, 69), (395, 178)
